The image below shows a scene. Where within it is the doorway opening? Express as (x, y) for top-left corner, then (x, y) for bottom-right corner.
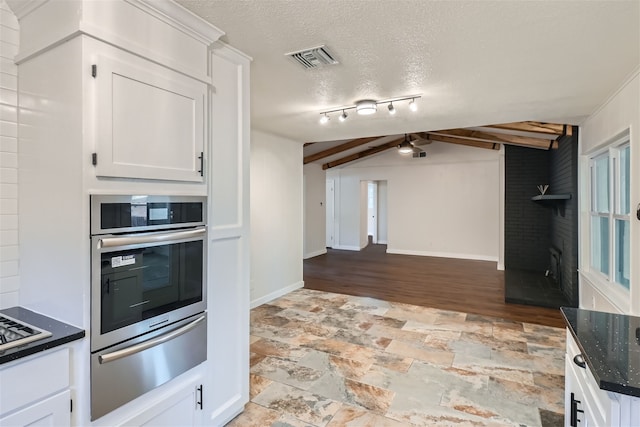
(365, 180), (387, 246)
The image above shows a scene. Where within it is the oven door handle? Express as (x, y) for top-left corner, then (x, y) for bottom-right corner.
(98, 315), (206, 364)
(97, 227), (206, 249)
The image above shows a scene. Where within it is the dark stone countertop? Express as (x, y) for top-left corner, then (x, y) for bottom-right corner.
(561, 307), (640, 398)
(0, 306), (85, 365)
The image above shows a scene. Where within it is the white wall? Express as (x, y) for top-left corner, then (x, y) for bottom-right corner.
(579, 70), (640, 315)
(250, 130), (303, 307)
(303, 162), (326, 258)
(0, 0), (19, 308)
(326, 141), (500, 261)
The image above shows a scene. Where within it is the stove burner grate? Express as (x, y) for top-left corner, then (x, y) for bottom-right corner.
(0, 313), (52, 352)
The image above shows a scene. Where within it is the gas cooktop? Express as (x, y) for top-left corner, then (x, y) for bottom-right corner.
(0, 313), (52, 352)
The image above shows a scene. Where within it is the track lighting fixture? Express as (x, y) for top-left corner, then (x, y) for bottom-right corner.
(397, 134), (414, 154)
(318, 95), (420, 124)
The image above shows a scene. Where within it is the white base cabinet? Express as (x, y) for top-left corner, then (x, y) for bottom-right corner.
(103, 375), (204, 427)
(0, 391), (70, 427)
(565, 330), (640, 426)
(0, 349), (71, 427)
(140, 389), (199, 427)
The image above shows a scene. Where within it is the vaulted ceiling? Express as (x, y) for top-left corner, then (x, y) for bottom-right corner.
(176, 0), (638, 149)
(303, 121), (573, 168)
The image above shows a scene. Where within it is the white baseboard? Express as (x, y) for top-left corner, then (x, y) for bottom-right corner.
(250, 281), (304, 309)
(332, 245), (361, 251)
(385, 248), (498, 263)
(303, 249), (327, 259)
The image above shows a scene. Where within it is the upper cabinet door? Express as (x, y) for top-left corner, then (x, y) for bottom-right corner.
(94, 51), (206, 182)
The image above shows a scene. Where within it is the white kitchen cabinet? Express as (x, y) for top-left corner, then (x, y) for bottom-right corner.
(0, 349), (70, 427)
(12, 0), (249, 425)
(139, 385), (201, 427)
(0, 390), (70, 427)
(106, 374), (204, 427)
(205, 43), (251, 426)
(565, 330), (639, 427)
(93, 46), (207, 183)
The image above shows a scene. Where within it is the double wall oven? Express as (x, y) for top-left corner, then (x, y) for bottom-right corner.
(90, 195), (207, 420)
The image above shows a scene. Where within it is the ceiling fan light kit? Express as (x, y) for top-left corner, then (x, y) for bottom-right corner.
(319, 95), (420, 124)
(397, 134), (415, 154)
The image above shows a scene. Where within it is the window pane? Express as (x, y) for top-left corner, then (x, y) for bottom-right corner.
(618, 145), (630, 215)
(595, 156), (609, 213)
(591, 216), (609, 275)
(615, 219), (630, 289)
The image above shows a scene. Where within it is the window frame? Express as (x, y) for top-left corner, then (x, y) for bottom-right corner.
(588, 135), (631, 292)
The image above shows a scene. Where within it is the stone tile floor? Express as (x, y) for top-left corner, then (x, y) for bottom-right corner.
(226, 289), (565, 427)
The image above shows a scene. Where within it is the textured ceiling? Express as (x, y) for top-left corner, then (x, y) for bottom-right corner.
(180, 1), (637, 143)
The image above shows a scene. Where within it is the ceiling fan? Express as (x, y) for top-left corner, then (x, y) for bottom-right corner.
(398, 134), (426, 154)
(408, 133), (432, 146)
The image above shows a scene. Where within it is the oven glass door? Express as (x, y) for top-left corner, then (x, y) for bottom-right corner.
(92, 227), (205, 350)
(100, 240), (202, 334)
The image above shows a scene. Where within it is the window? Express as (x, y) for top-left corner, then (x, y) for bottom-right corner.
(589, 138), (630, 289)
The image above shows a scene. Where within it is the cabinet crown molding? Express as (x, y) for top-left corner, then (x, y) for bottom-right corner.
(127, 0), (225, 45)
(9, 0), (224, 45)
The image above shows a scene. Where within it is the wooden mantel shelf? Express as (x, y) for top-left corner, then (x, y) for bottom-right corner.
(531, 194), (571, 202)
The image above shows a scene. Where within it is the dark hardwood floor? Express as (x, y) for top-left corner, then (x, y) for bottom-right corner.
(303, 244), (565, 328)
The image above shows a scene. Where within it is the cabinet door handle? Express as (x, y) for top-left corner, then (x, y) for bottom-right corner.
(570, 392), (583, 426)
(573, 354), (586, 369)
(197, 152), (204, 177)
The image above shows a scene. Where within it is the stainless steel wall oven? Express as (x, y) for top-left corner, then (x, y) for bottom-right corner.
(90, 195), (207, 420)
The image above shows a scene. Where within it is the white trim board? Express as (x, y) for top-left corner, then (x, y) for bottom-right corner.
(386, 248), (498, 263)
(304, 249), (327, 259)
(332, 245), (362, 251)
(250, 281), (304, 309)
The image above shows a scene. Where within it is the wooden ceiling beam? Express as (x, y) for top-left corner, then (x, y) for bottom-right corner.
(430, 129), (556, 150)
(486, 121), (571, 137)
(424, 133), (499, 150)
(304, 136), (384, 164)
(322, 137), (404, 170)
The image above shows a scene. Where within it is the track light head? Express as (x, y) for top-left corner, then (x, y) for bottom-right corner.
(319, 113), (329, 124)
(339, 110), (348, 122)
(388, 102), (396, 115)
(409, 98), (418, 112)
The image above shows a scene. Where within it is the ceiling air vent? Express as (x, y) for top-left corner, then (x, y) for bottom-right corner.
(285, 45), (339, 69)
